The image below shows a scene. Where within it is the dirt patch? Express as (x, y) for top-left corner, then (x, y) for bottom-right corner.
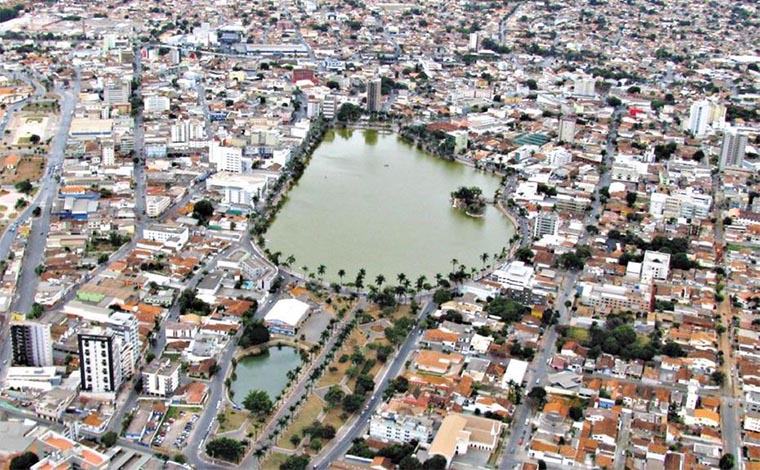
(277, 394), (324, 450)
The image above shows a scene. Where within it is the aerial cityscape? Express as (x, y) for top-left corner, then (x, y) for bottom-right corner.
(0, 0), (756, 469)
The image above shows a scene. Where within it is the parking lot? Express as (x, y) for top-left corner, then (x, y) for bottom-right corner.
(152, 406), (200, 452)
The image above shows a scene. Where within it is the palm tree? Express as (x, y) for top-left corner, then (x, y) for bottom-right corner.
(375, 274), (386, 288)
(337, 268), (346, 284)
(317, 264), (326, 282)
(396, 273), (407, 286)
(450, 258), (459, 272)
(415, 275), (427, 294)
(253, 447), (265, 464)
(435, 273), (443, 286)
(301, 265), (309, 278)
(480, 252), (489, 269)
(285, 255), (296, 268)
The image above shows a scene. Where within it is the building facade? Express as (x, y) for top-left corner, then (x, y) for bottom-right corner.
(10, 321), (53, 367)
(78, 329), (123, 394)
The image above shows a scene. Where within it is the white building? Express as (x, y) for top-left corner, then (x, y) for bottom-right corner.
(264, 298), (310, 335)
(322, 94), (339, 119)
(558, 117), (576, 143)
(144, 95), (170, 113)
(369, 402), (435, 444)
(209, 140), (243, 173)
(107, 312), (140, 378)
(103, 79), (131, 105)
(10, 321), (53, 367)
(688, 101), (711, 137)
(5, 366), (61, 392)
(573, 78), (595, 96)
(101, 140), (115, 166)
(141, 359), (180, 397)
(78, 328), (123, 394)
(533, 211), (559, 239)
(206, 171), (273, 207)
(641, 250), (671, 281)
(501, 358), (529, 388)
(146, 195), (172, 218)
(143, 224), (189, 250)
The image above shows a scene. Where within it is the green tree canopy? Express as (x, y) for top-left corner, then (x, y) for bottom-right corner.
(243, 389), (273, 416)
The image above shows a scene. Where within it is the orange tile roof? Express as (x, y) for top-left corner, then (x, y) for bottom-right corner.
(43, 435), (74, 451)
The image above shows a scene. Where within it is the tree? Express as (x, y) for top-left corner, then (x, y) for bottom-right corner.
(569, 406), (584, 421)
(29, 302), (44, 319)
(337, 103), (362, 122)
(206, 437), (245, 462)
(625, 191), (638, 207)
(342, 394), (364, 412)
(14, 198), (27, 210)
(719, 453), (736, 470)
(515, 246), (534, 263)
(101, 430), (118, 447)
(15, 179), (33, 195)
(528, 386), (547, 402)
(171, 454), (187, 464)
(324, 385), (346, 407)
(243, 390), (273, 416)
(423, 455), (448, 470)
(538, 461), (548, 470)
(280, 454), (310, 470)
(239, 320), (270, 348)
(433, 288), (453, 305)
(338, 269), (346, 283)
(192, 199), (214, 224)
(399, 456), (423, 470)
(711, 370), (726, 386)
(606, 96), (622, 107)
(10, 452), (39, 470)
(32, 206), (41, 217)
(526, 79), (538, 90)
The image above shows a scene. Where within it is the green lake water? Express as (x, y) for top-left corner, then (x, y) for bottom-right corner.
(230, 347), (301, 403)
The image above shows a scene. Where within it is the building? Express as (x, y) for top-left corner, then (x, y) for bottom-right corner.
(263, 298), (310, 335)
(146, 195), (171, 217)
(369, 401), (435, 444)
(367, 77), (382, 113)
(209, 140), (243, 173)
(103, 79), (131, 105)
(688, 101), (711, 137)
(580, 283), (652, 314)
(101, 140), (115, 166)
(144, 94), (170, 113)
(641, 250), (671, 281)
(5, 366), (61, 391)
(558, 116), (576, 143)
(719, 128), (748, 170)
(533, 211), (559, 239)
(143, 224), (189, 250)
(468, 32), (480, 51)
(10, 321), (53, 367)
(141, 359), (180, 397)
(206, 171), (273, 208)
(107, 312), (140, 378)
(428, 413), (504, 466)
(322, 94), (339, 119)
(78, 329), (123, 394)
(27, 430), (109, 470)
(573, 78), (595, 96)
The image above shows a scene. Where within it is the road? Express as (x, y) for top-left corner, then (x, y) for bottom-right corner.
(311, 299), (435, 470)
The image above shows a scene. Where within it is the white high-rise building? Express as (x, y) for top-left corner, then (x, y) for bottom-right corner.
(322, 94), (339, 119)
(103, 79), (131, 105)
(144, 95), (170, 113)
(573, 78), (595, 96)
(688, 101), (711, 137)
(78, 329), (123, 394)
(558, 116), (576, 143)
(141, 360), (181, 397)
(10, 321), (53, 367)
(107, 312), (140, 378)
(468, 32), (480, 51)
(101, 140), (115, 166)
(209, 140), (243, 173)
(720, 128), (748, 170)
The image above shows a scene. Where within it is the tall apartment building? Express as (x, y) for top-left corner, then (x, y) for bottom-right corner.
(367, 77), (382, 113)
(10, 321), (53, 367)
(720, 128), (748, 170)
(369, 401), (435, 444)
(688, 101), (711, 137)
(78, 329), (123, 394)
(641, 250), (671, 282)
(107, 312), (140, 378)
(533, 211), (559, 239)
(322, 94), (339, 119)
(209, 140), (243, 173)
(558, 116), (576, 143)
(573, 78), (595, 96)
(103, 79), (131, 105)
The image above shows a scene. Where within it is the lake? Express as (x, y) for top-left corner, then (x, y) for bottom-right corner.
(230, 346), (302, 404)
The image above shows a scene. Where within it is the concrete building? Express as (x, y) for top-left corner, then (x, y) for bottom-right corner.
(688, 101), (711, 137)
(641, 250), (671, 282)
(143, 224), (189, 249)
(428, 413), (504, 466)
(367, 77), (382, 112)
(264, 298), (310, 335)
(573, 78), (595, 96)
(322, 94), (339, 119)
(10, 321), (53, 367)
(141, 359), (180, 397)
(146, 195), (171, 218)
(206, 171), (273, 207)
(78, 328), (123, 394)
(103, 79), (131, 105)
(580, 283), (652, 314)
(369, 401), (435, 444)
(107, 312), (140, 378)
(209, 140), (243, 173)
(144, 94), (170, 113)
(558, 116), (576, 143)
(719, 128), (748, 170)
(533, 211), (559, 239)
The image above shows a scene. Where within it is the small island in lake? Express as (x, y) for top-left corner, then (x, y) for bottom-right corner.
(450, 186), (486, 217)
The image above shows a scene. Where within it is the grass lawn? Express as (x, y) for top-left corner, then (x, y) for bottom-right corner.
(218, 408), (248, 433)
(277, 395), (324, 450)
(567, 326), (590, 343)
(261, 451), (289, 470)
(322, 408), (347, 429)
(317, 356), (353, 387)
(165, 406), (202, 420)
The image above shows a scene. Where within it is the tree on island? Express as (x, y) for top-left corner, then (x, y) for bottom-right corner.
(450, 186), (486, 216)
(206, 437), (246, 463)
